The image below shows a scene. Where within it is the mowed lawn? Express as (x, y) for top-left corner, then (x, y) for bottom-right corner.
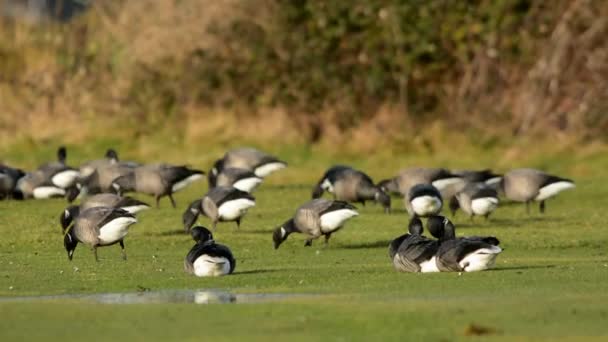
(1, 147), (608, 341)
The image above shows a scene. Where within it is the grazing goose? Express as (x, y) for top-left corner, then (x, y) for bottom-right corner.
(272, 199), (358, 249)
(60, 194), (149, 230)
(111, 163), (204, 208)
(427, 216), (502, 272)
(407, 184), (443, 217)
(0, 164), (25, 199)
(184, 226), (236, 277)
(212, 168), (263, 193)
(452, 169), (502, 186)
(449, 183), (499, 220)
(501, 168), (575, 214)
(388, 217), (439, 273)
(183, 186), (256, 232)
(312, 166), (391, 213)
(209, 147), (287, 186)
(79, 163), (137, 195)
(378, 168), (463, 198)
(63, 207), (137, 261)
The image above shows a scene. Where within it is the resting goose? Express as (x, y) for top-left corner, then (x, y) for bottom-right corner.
(501, 168), (575, 214)
(111, 163), (204, 208)
(273, 199), (358, 249)
(63, 207), (137, 261)
(183, 186), (256, 232)
(388, 217), (439, 273)
(312, 165), (390, 213)
(427, 216), (502, 272)
(184, 226), (236, 277)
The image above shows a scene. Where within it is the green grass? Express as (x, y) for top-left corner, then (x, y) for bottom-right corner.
(1, 144), (608, 341)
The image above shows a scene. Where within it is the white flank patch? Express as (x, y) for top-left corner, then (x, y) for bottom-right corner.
(321, 178), (334, 193)
(217, 199), (256, 221)
(420, 256), (440, 273)
(485, 177), (502, 185)
(460, 246), (502, 272)
(535, 181), (575, 201)
(432, 177), (463, 191)
(172, 174), (203, 192)
(79, 167), (95, 178)
(319, 209), (359, 233)
(33, 186), (65, 199)
(254, 162), (286, 178)
(410, 196), (442, 217)
(193, 255), (231, 277)
(121, 205), (150, 214)
(98, 217), (137, 245)
(233, 177), (263, 193)
(471, 197), (499, 216)
(52, 170), (80, 188)
(280, 227), (287, 238)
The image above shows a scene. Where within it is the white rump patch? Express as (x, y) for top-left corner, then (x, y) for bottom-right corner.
(217, 199), (256, 221)
(460, 245), (502, 272)
(254, 162), (286, 178)
(420, 256), (440, 273)
(193, 255), (231, 277)
(535, 181), (575, 201)
(98, 217), (137, 245)
(233, 177), (263, 193)
(321, 178), (334, 193)
(410, 196), (442, 217)
(33, 186), (66, 199)
(52, 170), (80, 188)
(471, 197), (499, 216)
(485, 177), (502, 185)
(319, 209), (358, 233)
(121, 205), (150, 214)
(172, 174), (203, 192)
(79, 166), (95, 178)
(432, 177), (463, 191)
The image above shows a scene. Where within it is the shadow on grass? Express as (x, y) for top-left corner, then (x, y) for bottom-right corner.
(453, 216), (563, 229)
(492, 265), (557, 272)
(236, 269), (280, 275)
(340, 240), (391, 249)
(242, 229), (272, 235)
(157, 229), (188, 236)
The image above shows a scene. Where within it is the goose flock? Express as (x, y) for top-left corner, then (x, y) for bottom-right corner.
(0, 146), (576, 277)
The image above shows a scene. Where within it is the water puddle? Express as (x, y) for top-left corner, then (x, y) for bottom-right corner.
(0, 290), (317, 304)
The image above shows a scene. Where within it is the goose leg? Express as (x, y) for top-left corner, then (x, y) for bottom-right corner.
(525, 201), (530, 215)
(212, 220), (218, 231)
(539, 200), (545, 214)
(304, 238), (313, 247)
(484, 213), (490, 221)
(119, 240), (127, 260)
(93, 247), (99, 262)
(235, 217), (241, 230)
(155, 195), (161, 209)
(324, 233), (332, 246)
(168, 193), (176, 208)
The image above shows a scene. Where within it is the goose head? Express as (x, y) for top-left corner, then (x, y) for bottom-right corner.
(273, 219), (295, 250)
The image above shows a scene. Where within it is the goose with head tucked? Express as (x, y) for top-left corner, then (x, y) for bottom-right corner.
(388, 217), (439, 273)
(211, 168), (262, 193)
(427, 216), (502, 272)
(449, 182), (499, 220)
(312, 165), (390, 213)
(501, 168), (575, 214)
(111, 163), (204, 208)
(184, 226), (236, 277)
(63, 207), (137, 262)
(273, 199), (358, 249)
(407, 184), (443, 218)
(183, 186), (256, 232)
(208, 147), (287, 187)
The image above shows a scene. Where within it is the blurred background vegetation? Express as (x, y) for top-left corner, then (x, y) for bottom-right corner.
(1, 0), (607, 153)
